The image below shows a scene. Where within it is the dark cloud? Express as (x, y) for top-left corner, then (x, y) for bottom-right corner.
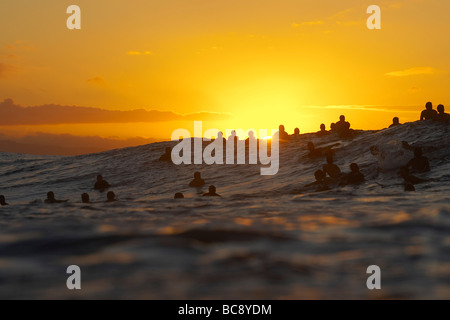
(0, 99), (231, 125)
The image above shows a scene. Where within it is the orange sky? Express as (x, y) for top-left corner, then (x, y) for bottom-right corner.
(0, 0), (449, 143)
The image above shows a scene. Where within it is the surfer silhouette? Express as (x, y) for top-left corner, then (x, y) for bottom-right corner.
(399, 167), (428, 185)
(305, 170), (332, 191)
(317, 124), (329, 136)
(94, 174), (111, 192)
(45, 191), (68, 204)
(174, 192), (184, 199)
(279, 125), (290, 140)
(106, 191), (117, 202)
(389, 117), (400, 128)
(189, 172), (206, 187)
(323, 155), (342, 178)
(436, 104), (450, 122)
(406, 147), (430, 173)
(0, 195), (9, 206)
(340, 163), (365, 185)
(81, 193), (90, 204)
(203, 185), (221, 197)
(420, 102), (438, 120)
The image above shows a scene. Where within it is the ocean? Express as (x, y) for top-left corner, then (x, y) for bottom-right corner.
(0, 120), (449, 299)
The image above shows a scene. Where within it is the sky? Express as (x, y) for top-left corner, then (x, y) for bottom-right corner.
(0, 0), (449, 153)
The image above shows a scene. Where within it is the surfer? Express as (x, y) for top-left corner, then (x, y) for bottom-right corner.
(389, 117), (400, 128)
(45, 191), (68, 204)
(159, 147), (173, 162)
(0, 195), (9, 206)
(406, 147), (430, 173)
(420, 102), (438, 120)
(106, 191), (117, 202)
(399, 167), (428, 185)
(340, 163), (365, 185)
(189, 172), (206, 187)
(436, 104), (450, 122)
(305, 170), (332, 191)
(203, 185), (221, 197)
(94, 174), (111, 192)
(317, 124), (329, 136)
(81, 193), (90, 204)
(322, 155), (342, 178)
(279, 125), (290, 140)
(307, 142), (338, 158)
(174, 192), (184, 199)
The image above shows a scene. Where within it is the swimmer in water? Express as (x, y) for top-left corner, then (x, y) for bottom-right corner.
(389, 117), (400, 128)
(399, 167), (428, 185)
(81, 193), (90, 204)
(317, 123), (329, 136)
(307, 142), (338, 158)
(45, 191), (68, 204)
(159, 147), (173, 162)
(106, 191), (117, 202)
(436, 104), (450, 122)
(174, 192), (184, 199)
(94, 174), (111, 192)
(420, 102), (438, 120)
(203, 185), (221, 197)
(305, 170), (332, 192)
(0, 195), (9, 206)
(322, 155), (342, 179)
(406, 147), (430, 173)
(279, 125), (290, 140)
(189, 172), (206, 188)
(340, 163), (365, 186)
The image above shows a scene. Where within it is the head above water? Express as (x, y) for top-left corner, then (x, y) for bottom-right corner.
(326, 155), (334, 164)
(393, 117), (399, 124)
(0, 195), (6, 204)
(414, 147), (423, 158)
(174, 192), (184, 199)
(209, 185), (216, 193)
(107, 191), (116, 201)
(81, 193), (90, 203)
(314, 170), (325, 181)
(294, 128), (300, 135)
(340, 115), (345, 121)
(437, 104), (445, 114)
(350, 163), (360, 172)
(320, 124), (326, 131)
(97, 175), (103, 182)
(279, 125), (285, 132)
(404, 183), (415, 192)
(330, 123), (335, 130)
(194, 171), (201, 179)
(47, 191), (55, 200)
(426, 102), (433, 110)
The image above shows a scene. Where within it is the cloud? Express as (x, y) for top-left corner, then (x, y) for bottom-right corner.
(306, 105), (419, 114)
(385, 67), (438, 77)
(0, 99), (231, 125)
(127, 51), (153, 56)
(86, 76), (107, 87)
